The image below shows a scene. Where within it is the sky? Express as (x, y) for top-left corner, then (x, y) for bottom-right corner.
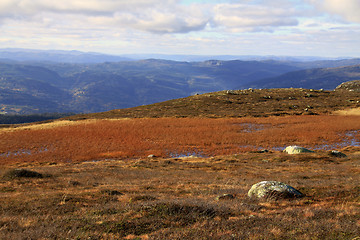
(0, 0), (360, 57)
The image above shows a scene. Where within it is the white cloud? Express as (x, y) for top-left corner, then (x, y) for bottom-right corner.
(211, 3), (299, 32)
(0, 0), (359, 57)
(0, 0), (304, 34)
(307, 0), (360, 23)
(0, 0), (210, 34)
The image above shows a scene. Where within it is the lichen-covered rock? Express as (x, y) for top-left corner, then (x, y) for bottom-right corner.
(283, 146), (314, 154)
(248, 181), (303, 200)
(328, 150), (347, 158)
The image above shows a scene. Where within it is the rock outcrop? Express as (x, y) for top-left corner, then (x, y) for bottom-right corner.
(335, 80), (360, 92)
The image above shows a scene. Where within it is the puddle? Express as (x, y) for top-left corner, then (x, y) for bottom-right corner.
(269, 130), (360, 151)
(0, 149), (32, 157)
(343, 130), (360, 146)
(0, 147), (49, 157)
(237, 123), (269, 133)
(169, 151), (208, 158)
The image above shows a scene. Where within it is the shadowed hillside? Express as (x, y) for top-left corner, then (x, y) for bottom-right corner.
(248, 65), (360, 90)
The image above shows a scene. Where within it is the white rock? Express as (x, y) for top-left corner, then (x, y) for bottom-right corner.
(283, 146), (314, 154)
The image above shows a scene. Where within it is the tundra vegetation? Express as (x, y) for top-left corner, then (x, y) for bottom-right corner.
(1, 88), (360, 239)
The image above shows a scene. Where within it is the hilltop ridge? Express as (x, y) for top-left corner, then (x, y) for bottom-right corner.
(68, 87), (360, 120)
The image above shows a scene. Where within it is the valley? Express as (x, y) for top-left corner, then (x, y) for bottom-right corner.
(0, 52), (360, 114)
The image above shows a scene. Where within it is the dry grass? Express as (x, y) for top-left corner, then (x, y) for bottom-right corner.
(334, 107), (360, 116)
(1, 115), (360, 165)
(1, 151), (359, 239)
(1, 108), (360, 238)
(0, 119), (100, 132)
(69, 88), (360, 119)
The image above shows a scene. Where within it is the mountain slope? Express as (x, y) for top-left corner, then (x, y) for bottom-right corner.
(248, 65), (360, 90)
(1, 58), (360, 114)
(0, 59), (300, 113)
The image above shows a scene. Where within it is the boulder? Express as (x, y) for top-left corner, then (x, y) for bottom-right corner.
(328, 150), (347, 158)
(283, 146), (314, 154)
(248, 181), (303, 200)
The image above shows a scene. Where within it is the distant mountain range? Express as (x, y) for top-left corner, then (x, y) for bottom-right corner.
(0, 48), (352, 63)
(0, 49), (359, 114)
(247, 65), (360, 90)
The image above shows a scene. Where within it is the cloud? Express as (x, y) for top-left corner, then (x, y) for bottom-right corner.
(211, 3), (299, 32)
(0, 0), (176, 16)
(307, 0), (360, 23)
(0, 0), (304, 34)
(0, 0), (209, 34)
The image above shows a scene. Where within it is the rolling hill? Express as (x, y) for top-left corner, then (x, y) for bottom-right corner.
(0, 59), (301, 114)
(67, 87), (360, 119)
(0, 55), (360, 114)
(247, 64), (360, 90)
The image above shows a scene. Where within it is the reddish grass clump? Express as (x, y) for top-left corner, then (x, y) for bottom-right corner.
(1, 115), (360, 164)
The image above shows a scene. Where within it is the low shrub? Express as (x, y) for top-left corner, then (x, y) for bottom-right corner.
(3, 169), (43, 180)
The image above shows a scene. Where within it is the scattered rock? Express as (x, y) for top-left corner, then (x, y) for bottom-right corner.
(283, 146), (314, 154)
(335, 80), (360, 92)
(3, 169), (43, 179)
(248, 181), (303, 200)
(147, 154), (157, 158)
(216, 194), (235, 201)
(226, 90), (237, 95)
(328, 150), (347, 158)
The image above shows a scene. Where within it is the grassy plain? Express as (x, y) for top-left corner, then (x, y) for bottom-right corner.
(1, 115), (360, 164)
(1, 150), (360, 239)
(1, 88), (360, 239)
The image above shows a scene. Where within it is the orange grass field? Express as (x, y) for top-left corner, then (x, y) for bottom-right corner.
(1, 115), (360, 165)
(1, 114), (360, 239)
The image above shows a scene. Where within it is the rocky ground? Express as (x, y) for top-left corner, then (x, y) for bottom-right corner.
(67, 88), (360, 119)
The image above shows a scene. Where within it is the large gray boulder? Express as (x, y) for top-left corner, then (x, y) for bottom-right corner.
(283, 145), (314, 154)
(248, 181), (303, 200)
